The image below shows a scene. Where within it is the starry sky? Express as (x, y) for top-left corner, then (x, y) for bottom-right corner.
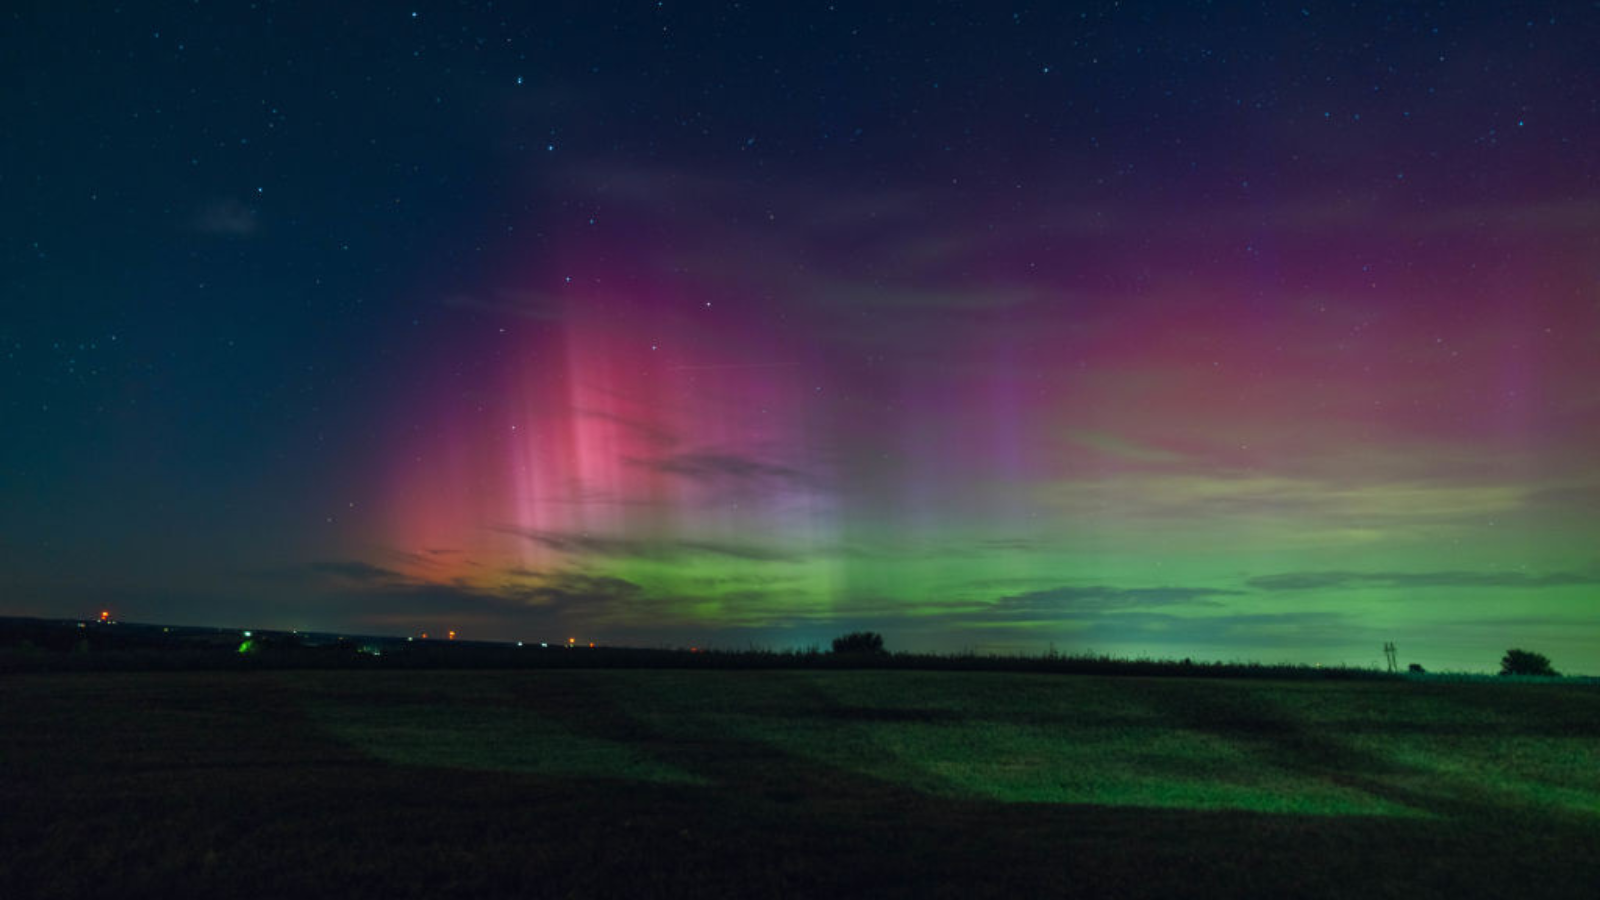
(4, 2), (1599, 672)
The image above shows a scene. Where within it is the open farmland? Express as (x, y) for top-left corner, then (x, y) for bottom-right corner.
(3, 669), (1597, 899)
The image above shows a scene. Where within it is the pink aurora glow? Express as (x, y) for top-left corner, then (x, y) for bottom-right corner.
(382, 279), (836, 585)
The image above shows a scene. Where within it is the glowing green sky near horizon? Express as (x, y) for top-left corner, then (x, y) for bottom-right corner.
(4, 4), (1598, 672)
(366, 189), (1600, 672)
(366, 216), (1600, 672)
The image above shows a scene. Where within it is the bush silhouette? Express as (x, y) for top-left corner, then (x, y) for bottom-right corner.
(1499, 648), (1558, 677)
(831, 631), (887, 655)
(1407, 663), (1425, 674)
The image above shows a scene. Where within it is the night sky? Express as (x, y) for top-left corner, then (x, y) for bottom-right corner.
(5, 2), (1598, 672)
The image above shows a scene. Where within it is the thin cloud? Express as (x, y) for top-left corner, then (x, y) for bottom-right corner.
(305, 560), (408, 583)
(575, 408), (679, 447)
(983, 584), (1245, 618)
(1248, 570), (1600, 592)
(442, 288), (563, 321)
(302, 563), (645, 625)
(628, 450), (809, 484)
(193, 198), (259, 236)
(495, 526), (801, 563)
(499, 571), (644, 608)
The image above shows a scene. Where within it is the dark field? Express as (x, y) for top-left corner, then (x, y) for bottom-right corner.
(3, 670), (1597, 899)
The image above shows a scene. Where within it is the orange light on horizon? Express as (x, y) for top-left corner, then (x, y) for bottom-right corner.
(448, 630), (457, 641)
(99, 610), (110, 621)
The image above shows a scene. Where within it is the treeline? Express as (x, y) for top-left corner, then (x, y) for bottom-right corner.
(3, 617), (1583, 681)
(2, 620), (1387, 680)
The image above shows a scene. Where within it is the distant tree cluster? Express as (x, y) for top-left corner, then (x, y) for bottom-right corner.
(1500, 648), (1559, 677)
(832, 631), (887, 655)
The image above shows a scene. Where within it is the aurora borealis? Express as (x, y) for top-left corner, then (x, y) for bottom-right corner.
(5, 3), (1598, 672)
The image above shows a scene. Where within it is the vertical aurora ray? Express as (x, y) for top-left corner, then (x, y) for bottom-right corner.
(11, 3), (1600, 674)
(366, 201), (1600, 671)
(350, 70), (1600, 671)
(380, 265), (848, 637)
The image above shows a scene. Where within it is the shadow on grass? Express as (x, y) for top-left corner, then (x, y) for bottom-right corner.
(1101, 677), (1600, 831)
(3, 671), (1598, 899)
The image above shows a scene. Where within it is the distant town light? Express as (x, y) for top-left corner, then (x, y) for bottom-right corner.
(243, 630), (252, 638)
(448, 630), (457, 641)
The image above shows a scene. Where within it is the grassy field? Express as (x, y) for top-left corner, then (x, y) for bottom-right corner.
(3, 670), (1597, 898)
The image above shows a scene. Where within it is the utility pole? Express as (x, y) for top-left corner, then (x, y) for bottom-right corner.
(1383, 641), (1397, 673)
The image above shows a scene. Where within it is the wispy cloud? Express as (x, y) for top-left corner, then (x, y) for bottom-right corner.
(1248, 569), (1600, 592)
(291, 559), (648, 630)
(442, 288), (563, 321)
(193, 198), (259, 236)
(574, 408), (680, 447)
(307, 560), (408, 583)
(495, 526), (802, 563)
(628, 450), (809, 484)
(985, 584), (1244, 617)
(1039, 473), (1533, 533)
(567, 583), (830, 632)
(496, 571), (644, 607)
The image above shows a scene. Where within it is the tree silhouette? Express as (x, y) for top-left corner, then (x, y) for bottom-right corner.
(1499, 648), (1558, 677)
(831, 631), (887, 655)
